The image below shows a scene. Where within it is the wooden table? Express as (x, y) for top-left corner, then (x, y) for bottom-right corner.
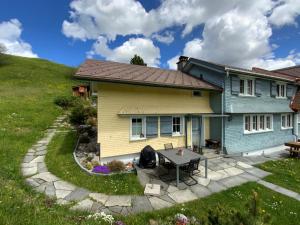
(284, 142), (300, 157)
(157, 148), (208, 187)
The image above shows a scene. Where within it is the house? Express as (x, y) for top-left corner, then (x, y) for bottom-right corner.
(74, 59), (223, 162)
(178, 56), (299, 155)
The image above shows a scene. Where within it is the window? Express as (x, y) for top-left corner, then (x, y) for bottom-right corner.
(281, 114), (293, 129)
(239, 77), (254, 96)
(244, 114), (273, 134)
(172, 116), (184, 136)
(193, 90), (202, 97)
(131, 117), (146, 140)
(276, 83), (286, 98)
(146, 117), (158, 138)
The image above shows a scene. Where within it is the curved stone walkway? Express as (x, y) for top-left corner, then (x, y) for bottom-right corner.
(21, 116), (299, 216)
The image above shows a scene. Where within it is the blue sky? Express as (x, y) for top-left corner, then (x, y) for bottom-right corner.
(0, 0), (300, 70)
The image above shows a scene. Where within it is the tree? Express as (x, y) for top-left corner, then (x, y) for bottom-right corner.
(0, 43), (6, 55)
(130, 54), (147, 66)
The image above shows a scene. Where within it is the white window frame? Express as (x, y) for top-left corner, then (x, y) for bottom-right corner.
(281, 113), (293, 130)
(276, 82), (287, 99)
(172, 116), (185, 136)
(239, 76), (255, 97)
(298, 113), (300, 123)
(244, 114), (273, 134)
(130, 117), (146, 141)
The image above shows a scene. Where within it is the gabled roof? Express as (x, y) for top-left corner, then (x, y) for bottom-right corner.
(273, 65), (300, 78)
(74, 59), (221, 91)
(183, 57), (297, 82)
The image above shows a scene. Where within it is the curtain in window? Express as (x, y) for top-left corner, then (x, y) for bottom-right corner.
(160, 116), (172, 136)
(146, 117), (158, 138)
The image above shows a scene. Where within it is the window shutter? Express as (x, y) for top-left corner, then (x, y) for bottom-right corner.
(255, 79), (262, 97)
(287, 85), (294, 98)
(160, 116), (172, 136)
(146, 117), (158, 138)
(231, 75), (240, 95)
(270, 82), (277, 97)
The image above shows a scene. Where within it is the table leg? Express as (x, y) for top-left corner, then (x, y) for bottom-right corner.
(176, 165), (179, 187)
(205, 159), (208, 178)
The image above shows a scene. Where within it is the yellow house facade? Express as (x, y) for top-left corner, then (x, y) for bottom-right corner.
(96, 83), (213, 160)
(75, 59), (222, 162)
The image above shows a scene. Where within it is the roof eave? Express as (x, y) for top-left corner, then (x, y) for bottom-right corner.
(73, 75), (222, 92)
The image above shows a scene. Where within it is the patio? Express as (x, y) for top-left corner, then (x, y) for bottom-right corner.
(136, 154), (273, 209)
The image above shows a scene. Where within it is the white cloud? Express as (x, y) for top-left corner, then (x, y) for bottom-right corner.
(152, 31), (174, 44)
(269, 0), (300, 27)
(63, 0), (300, 70)
(0, 19), (38, 58)
(88, 37), (160, 67)
(168, 0), (300, 70)
(167, 54), (180, 70)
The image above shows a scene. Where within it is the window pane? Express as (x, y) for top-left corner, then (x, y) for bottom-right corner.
(245, 116), (251, 131)
(172, 117), (182, 133)
(260, 115), (265, 130)
(266, 116), (271, 129)
(252, 115), (257, 130)
(240, 80), (244, 94)
(277, 85), (280, 97)
(282, 115), (286, 128)
(247, 80), (253, 95)
(132, 118), (143, 137)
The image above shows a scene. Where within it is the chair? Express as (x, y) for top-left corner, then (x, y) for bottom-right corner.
(164, 143), (173, 150)
(157, 153), (175, 181)
(180, 158), (201, 186)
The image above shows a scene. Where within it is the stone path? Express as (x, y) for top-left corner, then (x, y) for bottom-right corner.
(21, 116), (299, 216)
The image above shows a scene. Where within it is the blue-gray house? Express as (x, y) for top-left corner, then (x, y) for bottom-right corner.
(177, 56), (299, 155)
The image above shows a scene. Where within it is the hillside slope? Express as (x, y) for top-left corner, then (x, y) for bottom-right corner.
(0, 55), (82, 224)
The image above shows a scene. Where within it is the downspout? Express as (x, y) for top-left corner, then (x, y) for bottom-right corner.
(221, 71), (228, 154)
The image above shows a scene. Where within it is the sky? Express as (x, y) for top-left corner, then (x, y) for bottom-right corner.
(0, 0), (300, 70)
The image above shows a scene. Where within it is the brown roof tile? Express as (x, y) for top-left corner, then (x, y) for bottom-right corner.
(75, 59), (221, 91)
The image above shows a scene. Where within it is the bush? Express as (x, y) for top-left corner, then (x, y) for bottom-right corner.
(54, 96), (78, 109)
(85, 106), (97, 117)
(107, 160), (126, 172)
(69, 105), (88, 125)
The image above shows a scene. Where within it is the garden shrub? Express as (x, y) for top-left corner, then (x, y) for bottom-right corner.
(69, 104), (88, 125)
(85, 106), (97, 117)
(107, 160), (125, 172)
(54, 95), (78, 109)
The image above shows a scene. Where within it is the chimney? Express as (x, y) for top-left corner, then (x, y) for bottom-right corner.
(176, 56), (189, 71)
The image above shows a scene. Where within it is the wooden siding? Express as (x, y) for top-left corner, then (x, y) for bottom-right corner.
(96, 83), (213, 158)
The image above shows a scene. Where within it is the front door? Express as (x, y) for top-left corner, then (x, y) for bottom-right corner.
(192, 116), (201, 147)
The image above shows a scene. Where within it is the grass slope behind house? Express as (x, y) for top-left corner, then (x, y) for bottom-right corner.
(0, 54), (84, 225)
(257, 158), (300, 194)
(46, 130), (143, 195)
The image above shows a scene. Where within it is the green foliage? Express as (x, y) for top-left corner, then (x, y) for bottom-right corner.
(130, 54), (146, 66)
(69, 104), (88, 125)
(107, 160), (126, 172)
(257, 158), (300, 194)
(45, 131), (144, 194)
(54, 95), (79, 109)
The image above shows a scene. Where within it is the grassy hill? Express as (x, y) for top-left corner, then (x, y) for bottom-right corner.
(0, 54), (82, 224)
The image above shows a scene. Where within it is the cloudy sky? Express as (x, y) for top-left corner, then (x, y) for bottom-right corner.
(1, 0), (300, 70)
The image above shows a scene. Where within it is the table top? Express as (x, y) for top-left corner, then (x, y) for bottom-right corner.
(285, 142), (300, 147)
(157, 148), (204, 165)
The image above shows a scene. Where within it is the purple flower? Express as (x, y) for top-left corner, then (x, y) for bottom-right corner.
(92, 165), (110, 174)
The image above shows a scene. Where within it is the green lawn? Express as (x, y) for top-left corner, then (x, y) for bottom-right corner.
(0, 54), (299, 225)
(45, 130), (144, 195)
(119, 182), (300, 225)
(257, 158), (300, 194)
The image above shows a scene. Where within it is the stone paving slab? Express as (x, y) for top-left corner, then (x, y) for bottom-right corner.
(148, 196), (173, 210)
(89, 193), (109, 205)
(168, 189), (198, 203)
(32, 172), (59, 183)
(132, 196), (153, 213)
(190, 185), (212, 198)
(105, 196), (132, 207)
(71, 199), (94, 211)
(54, 180), (76, 191)
(64, 188), (90, 201)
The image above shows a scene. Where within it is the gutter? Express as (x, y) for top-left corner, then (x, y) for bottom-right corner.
(225, 67), (295, 83)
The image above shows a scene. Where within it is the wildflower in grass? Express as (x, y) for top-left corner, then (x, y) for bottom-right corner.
(175, 213), (188, 225)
